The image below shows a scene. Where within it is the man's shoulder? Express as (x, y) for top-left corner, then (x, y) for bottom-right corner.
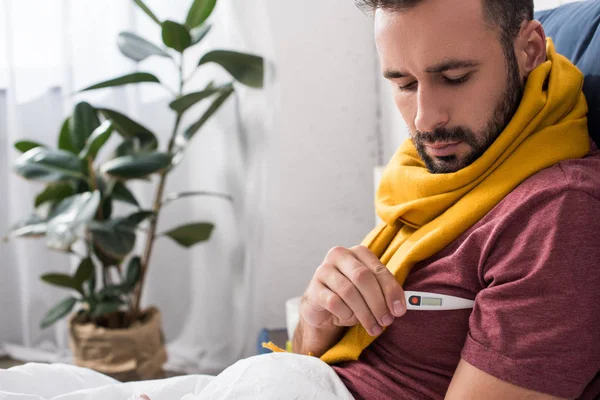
(502, 148), (600, 209)
(472, 149), (600, 235)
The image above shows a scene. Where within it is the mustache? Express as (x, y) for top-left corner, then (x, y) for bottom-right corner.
(413, 127), (479, 148)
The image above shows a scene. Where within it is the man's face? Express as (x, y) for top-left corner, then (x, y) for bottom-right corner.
(375, 0), (524, 173)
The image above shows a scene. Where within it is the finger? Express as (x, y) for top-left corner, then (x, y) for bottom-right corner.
(319, 267), (379, 331)
(302, 280), (354, 328)
(352, 245), (406, 317)
(335, 250), (391, 331)
(332, 314), (359, 327)
(316, 284), (359, 327)
(324, 262), (383, 336)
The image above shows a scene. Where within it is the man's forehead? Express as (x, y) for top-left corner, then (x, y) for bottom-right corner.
(373, 0), (486, 27)
(373, 0), (496, 73)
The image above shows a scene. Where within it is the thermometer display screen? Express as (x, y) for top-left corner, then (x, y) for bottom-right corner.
(422, 297), (442, 306)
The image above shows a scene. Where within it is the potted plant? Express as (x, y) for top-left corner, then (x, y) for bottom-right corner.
(5, 0), (264, 381)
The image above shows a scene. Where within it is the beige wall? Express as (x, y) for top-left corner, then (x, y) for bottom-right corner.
(255, 0), (379, 331)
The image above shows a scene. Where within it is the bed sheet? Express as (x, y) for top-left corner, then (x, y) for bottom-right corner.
(0, 353), (355, 400)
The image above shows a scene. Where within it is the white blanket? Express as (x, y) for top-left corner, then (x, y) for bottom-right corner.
(0, 353), (355, 400)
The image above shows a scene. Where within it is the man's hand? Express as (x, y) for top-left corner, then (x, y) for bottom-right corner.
(303, 245), (407, 335)
(293, 245), (407, 356)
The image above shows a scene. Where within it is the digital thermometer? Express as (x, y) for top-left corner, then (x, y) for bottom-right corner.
(404, 291), (474, 310)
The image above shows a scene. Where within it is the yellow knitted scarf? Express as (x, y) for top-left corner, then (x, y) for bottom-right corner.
(320, 38), (590, 364)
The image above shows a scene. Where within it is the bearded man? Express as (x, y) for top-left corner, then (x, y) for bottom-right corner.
(293, 0), (600, 399)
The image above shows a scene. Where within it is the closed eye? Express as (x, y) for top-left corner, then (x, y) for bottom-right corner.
(443, 74), (471, 86)
(398, 73), (472, 92)
(398, 81), (418, 92)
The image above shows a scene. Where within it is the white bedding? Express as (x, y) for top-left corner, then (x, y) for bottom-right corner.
(0, 353), (355, 400)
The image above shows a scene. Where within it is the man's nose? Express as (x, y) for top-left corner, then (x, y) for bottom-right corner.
(414, 87), (449, 133)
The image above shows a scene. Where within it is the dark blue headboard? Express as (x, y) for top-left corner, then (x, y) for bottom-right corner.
(535, 1), (600, 146)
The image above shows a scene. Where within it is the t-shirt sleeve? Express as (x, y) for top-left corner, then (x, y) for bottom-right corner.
(461, 189), (600, 399)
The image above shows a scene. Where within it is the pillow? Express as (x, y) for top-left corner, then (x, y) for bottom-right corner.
(536, 1), (600, 146)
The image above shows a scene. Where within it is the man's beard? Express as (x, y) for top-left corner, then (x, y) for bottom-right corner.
(411, 51), (525, 174)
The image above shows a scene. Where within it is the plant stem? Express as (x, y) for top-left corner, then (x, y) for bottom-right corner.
(132, 53), (185, 317)
(87, 157), (97, 191)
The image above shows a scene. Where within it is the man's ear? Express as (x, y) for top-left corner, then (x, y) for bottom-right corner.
(515, 20), (547, 76)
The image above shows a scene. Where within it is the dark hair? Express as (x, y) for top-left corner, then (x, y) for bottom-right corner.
(356, 0), (534, 59)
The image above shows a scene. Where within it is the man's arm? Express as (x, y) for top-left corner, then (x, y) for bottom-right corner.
(446, 359), (566, 400)
(447, 190), (600, 399)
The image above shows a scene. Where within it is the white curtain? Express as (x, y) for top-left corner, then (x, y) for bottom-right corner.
(0, 0), (275, 374)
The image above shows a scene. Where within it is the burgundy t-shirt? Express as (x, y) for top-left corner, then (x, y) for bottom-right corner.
(333, 146), (600, 399)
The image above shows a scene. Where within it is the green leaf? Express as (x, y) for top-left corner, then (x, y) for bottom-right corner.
(92, 299), (124, 317)
(97, 285), (125, 300)
(97, 108), (158, 151)
(163, 222), (214, 247)
(133, 0), (162, 26)
(45, 191), (102, 252)
(198, 50), (264, 88)
(89, 211), (153, 262)
(90, 222), (136, 262)
(183, 84), (234, 141)
(186, 0), (217, 29)
(87, 267), (97, 296)
(79, 121), (113, 160)
(123, 211), (154, 227)
(70, 102), (101, 152)
(114, 138), (137, 158)
(10, 213), (47, 238)
(161, 20), (191, 53)
(94, 175), (109, 193)
(74, 180), (91, 194)
(35, 182), (76, 207)
(102, 195), (113, 219)
(92, 242), (121, 267)
(169, 84), (223, 114)
(117, 32), (171, 62)
(100, 152), (172, 180)
(80, 72), (161, 92)
(58, 117), (76, 154)
(40, 297), (78, 329)
(14, 140), (45, 153)
(47, 191), (101, 222)
(112, 181), (139, 207)
(73, 258), (94, 287)
(162, 190), (232, 207)
(41, 273), (81, 293)
(123, 256), (142, 290)
(190, 24), (211, 45)
(13, 147), (86, 182)
(111, 139), (159, 162)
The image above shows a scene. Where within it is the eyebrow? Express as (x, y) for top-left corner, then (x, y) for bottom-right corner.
(383, 59), (481, 79)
